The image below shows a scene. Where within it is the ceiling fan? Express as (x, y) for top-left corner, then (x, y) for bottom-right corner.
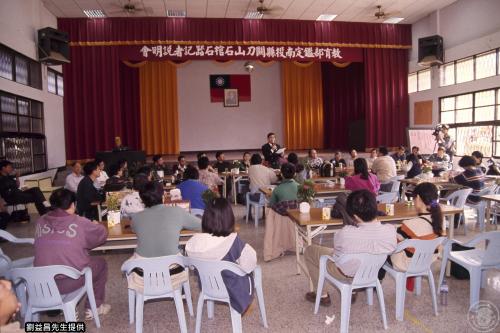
(107, 0), (151, 16)
(371, 5), (401, 21)
(255, 0), (282, 17)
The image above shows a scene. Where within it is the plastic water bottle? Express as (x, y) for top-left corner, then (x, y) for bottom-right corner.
(440, 280), (448, 306)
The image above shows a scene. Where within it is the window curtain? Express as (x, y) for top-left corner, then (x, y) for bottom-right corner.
(139, 61), (179, 155)
(322, 62), (365, 150)
(282, 62), (324, 150)
(363, 49), (409, 148)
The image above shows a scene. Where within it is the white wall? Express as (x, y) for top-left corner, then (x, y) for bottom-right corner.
(409, 0), (500, 128)
(0, 0), (66, 169)
(177, 61), (283, 152)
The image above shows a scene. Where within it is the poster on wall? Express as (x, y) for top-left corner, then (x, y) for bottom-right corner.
(455, 126), (493, 157)
(209, 75), (250, 102)
(224, 89), (239, 107)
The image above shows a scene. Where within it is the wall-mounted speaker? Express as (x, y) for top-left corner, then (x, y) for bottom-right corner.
(38, 27), (70, 65)
(418, 35), (444, 67)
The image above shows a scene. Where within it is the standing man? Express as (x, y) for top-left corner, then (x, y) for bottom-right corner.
(261, 132), (283, 169)
(438, 125), (456, 161)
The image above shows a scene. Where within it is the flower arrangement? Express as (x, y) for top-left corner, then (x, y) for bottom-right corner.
(422, 165), (433, 174)
(298, 179), (316, 203)
(202, 189), (220, 205)
(337, 170), (348, 178)
(232, 160), (242, 169)
(106, 194), (120, 212)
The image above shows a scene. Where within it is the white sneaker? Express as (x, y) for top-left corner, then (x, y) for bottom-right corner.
(85, 304), (111, 320)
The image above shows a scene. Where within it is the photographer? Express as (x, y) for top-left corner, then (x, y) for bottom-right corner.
(435, 124), (456, 161)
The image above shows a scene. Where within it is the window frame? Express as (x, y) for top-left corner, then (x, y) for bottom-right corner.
(408, 69), (431, 93)
(0, 44), (42, 90)
(0, 90), (47, 175)
(439, 87), (500, 157)
(47, 68), (64, 96)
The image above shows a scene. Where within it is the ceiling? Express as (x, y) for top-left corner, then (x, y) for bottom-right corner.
(42, 0), (458, 24)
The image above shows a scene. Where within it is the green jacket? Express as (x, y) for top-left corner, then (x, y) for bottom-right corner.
(269, 179), (298, 206)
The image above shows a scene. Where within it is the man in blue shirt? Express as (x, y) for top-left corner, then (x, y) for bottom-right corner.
(177, 165), (209, 210)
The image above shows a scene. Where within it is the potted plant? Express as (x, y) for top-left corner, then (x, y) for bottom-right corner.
(298, 180), (316, 214)
(106, 194), (121, 226)
(337, 170), (348, 186)
(422, 165), (433, 179)
(232, 160), (241, 175)
(202, 189), (220, 206)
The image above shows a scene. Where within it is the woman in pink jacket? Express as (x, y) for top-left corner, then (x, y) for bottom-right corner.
(345, 158), (381, 194)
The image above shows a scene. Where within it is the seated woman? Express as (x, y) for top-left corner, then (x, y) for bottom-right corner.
(345, 158), (380, 194)
(241, 151), (252, 171)
(120, 173), (149, 218)
(186, 198), (257, 314)
(366, 148), (378, 168)
(198, 156), (223, 190)
(306, 149), (323, 170)
(287, 153), (307, 183)
(104, 163), (128, 192)
(264, 163), (298, 261)
(450, 155), (485, 204)
(176, 165), (209, 210)
(389, 182), (443, 290)
(127, 182), (201, 292)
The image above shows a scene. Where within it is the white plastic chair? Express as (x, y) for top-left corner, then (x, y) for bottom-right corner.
(245, 192), (266, 228)
(314, 253), (388, 333)
(0, 230), (34, 278)
(440, 188), (473, 234)
(466, 186), (497, 232)
(121, 255), (193, 333)
(11, 265), (101, 327)
(438, 231), (500, 309)
(383, 237), (446, 321)
(187, 257), (268, 333)
(376, 192), (398, 204)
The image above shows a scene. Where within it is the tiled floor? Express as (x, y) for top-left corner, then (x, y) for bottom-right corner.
(2, 205), (499, 333)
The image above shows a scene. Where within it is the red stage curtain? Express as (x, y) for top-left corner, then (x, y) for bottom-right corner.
(119, 63), (141, 151)
(322, 62), (365, 150)
(58, 18), (411, 47)
(363, 49), (409, 148)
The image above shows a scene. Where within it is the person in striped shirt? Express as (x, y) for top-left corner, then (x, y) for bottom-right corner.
(450, 155), (485, 204)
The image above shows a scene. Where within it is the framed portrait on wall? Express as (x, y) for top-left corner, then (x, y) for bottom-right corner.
(224, 89), (239, 107)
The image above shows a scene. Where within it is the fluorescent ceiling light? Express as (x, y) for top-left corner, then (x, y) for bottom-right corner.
(384, 17), (405, 24)
(167, 10), (186, 17)
(83, 9), (106, 18)
(245, 12), (264, 19)
(316, 14), (337, 21)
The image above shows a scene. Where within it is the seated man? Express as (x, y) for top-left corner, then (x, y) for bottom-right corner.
(366, 148), (378, 168)
(306, 149), (323, 171)
(177, 165), (208, 210)
(371, 146), (397, 191)
(213, 151), (232, 197)
(471, 151), (487, 174)
(304, 190), (397, 306)
(330, 151), (347, 168)
(151, 155), (168, 182)
(347, 149), (358, 168)
(0, 160), (49, 217)
(34, 189), (110, 320)
(428, 147), (450, 176)
(392, 146), (406, 163)
(172, 155), (187, 179)
(405, 146), (424, 179)
(450, 155), (485, 204)
(104, 163), (128, 192)
(65, 162), (83, 193)
(76, 161), (104, 220)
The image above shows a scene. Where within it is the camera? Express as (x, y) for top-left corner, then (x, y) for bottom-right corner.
(432, 124), (443, 137)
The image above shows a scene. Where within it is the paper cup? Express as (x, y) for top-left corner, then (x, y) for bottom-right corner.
(322, 207), (331, 220)
(385, 204), (395, 216)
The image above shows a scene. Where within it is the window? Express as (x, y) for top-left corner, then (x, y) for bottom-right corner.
(440, 62), (455, 86)
(439, 48), (500, 86)
(48, 69), (64, 96)
(456, 57), (474, 83)
(440, 87), (500, 157)
(0, 44), (42, 89)
(0, 91), (46, 175)
(408, 69), (431, 93)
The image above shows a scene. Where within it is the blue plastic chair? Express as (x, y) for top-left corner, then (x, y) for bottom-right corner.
(0, 230), (34, 279)
(440, 188), (473, 234)
(11, 265), (101, 327)
(121, 255), (194, 333)
(187, 257), (268, 333)
(383, 237), (446, 321)
(376, 192), (398, 204)
(466, 185), (497, 232)
(438, 231), (500, 309)
(314, 253), (388, 333)
(190, 209), (204, 218)
(245, 192), (266, 228)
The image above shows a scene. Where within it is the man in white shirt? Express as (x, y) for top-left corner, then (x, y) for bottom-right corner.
(304, 190), (397, 306)
(347, 149), (358, 167)
(371, 146), (397, 187)
(64, 162), (83, 193)
(248, 154), (278, 193)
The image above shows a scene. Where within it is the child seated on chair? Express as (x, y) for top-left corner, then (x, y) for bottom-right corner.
(186, 198), (257, 314)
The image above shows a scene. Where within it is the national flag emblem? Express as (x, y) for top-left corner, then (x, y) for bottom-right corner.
(209, 74), (251, 102)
